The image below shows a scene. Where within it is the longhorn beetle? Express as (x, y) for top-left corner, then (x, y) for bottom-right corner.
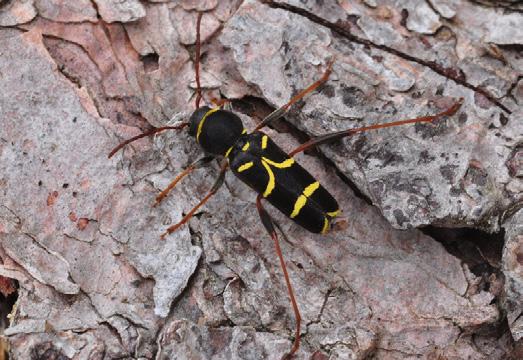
(108, 12), (463, 359)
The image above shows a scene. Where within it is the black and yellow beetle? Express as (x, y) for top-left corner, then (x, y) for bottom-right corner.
(108, 12), (463, 359)
(188, 105), (339, 234)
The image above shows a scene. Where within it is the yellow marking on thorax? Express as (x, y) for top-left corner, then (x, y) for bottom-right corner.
(238, 161), (254, 172)
(225, 146), (233, 158)
(261, 135), (268, 149)
(242, 128), (247, 134)
(321, 217), (329, 234)
(327, 209), (340, 217)
(290, 181), (320, 218)
(242, 142), (250, 151)
(196, 107), (220, 142)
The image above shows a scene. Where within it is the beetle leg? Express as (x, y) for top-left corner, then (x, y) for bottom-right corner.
(108, 123), (189, 159)
(154, 112), (190, 142)
(253, 58), (335, 132)
(255, 194), (301, 359)
(160, 160), (228, 239)
(153, 155), (214, 207)
(289, 98), (464, 156)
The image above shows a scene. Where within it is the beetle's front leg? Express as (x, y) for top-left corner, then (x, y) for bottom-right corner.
(160, 159), (228, 239)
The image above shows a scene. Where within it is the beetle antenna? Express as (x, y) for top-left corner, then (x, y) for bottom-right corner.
(195, 12), (203, 109)
(108, 123), (188, 158)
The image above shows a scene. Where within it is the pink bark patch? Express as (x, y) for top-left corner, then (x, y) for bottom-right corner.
(77, 218), (89, 230)
(46, 191), (59, 206)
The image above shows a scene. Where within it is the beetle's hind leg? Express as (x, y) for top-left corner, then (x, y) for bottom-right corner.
(154, 155), (214, 207)
(256, 194), (301, 359)
(160, 160), (228, 239)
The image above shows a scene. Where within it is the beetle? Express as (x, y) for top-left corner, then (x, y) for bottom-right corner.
(108, 12), (463, 359)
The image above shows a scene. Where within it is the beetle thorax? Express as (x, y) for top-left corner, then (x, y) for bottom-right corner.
(188, 107), (245, 156)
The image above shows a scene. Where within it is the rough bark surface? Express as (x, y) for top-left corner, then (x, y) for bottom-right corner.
(0, 0), (521, 359)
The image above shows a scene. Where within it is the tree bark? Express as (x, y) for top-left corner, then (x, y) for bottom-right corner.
(0, 0), (521, 359)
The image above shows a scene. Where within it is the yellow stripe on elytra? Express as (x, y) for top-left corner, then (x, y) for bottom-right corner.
(196, 107), (220, 142)
(261, 135), (268, 149)
(261, 160), (275, 197)
(260, 157), (294, 198)
(321, 218), (329, 234)
(290, 181), (320, 218)
(303, 181), (320, 197)
(238, 161), (254, 172)
(327, 209), (340, 217)
(261, 157), (294, 168)
(290, 195), (307, 218)
(242, 142), (250, 151)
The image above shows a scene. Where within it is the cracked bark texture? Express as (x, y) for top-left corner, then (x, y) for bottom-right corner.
(0, 0), (521, 359)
